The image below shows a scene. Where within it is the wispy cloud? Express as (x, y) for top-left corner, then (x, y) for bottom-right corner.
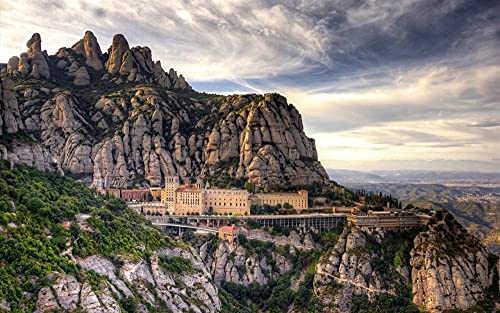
(0, 0), (498, 171)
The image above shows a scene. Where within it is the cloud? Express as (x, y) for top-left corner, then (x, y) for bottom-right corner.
(0, 0), (498, 171)
(469, 121), (500, 128)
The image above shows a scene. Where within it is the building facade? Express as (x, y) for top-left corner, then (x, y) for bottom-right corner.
(96, 188), (121, 199)
(252, 190), (309, 210)
(161, 176), (179, 212)
(218, 225), (239, 245)
(128, 201), (167, 216)
(347, 211), (431, 229)
(175, 187), (205, 215)
(205, 189), (250, 215)
(149, 187), (162, 200)
(155, 177), (310, 216)
(121, 189), (150, 201)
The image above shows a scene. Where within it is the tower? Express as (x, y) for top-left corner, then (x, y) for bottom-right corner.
(162, 176), (179, 213)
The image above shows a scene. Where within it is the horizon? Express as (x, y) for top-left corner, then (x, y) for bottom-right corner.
(1, 0), (499, 172)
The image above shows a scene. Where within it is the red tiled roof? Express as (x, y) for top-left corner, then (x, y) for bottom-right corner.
(219, 225), (238, 231)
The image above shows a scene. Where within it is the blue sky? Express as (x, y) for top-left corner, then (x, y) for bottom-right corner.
(1, 0), (499, 172)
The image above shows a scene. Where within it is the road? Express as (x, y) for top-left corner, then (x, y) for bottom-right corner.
(315, 265), (392, 295)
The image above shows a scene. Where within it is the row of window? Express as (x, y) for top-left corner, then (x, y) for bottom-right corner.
(206, 202), (247, 207)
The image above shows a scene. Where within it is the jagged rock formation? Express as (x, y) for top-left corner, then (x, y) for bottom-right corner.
(34, 247), (221, 313)
(200, 240), (291, 286)
(71, 31), (103, 71)
(314, 227), (410, 312)
(312, 217), (500, 313)
(198, 229), (316, 286)
(0, 32), (328, 188)
(410, 212), (496, 312)
(73, 67), (90, 86)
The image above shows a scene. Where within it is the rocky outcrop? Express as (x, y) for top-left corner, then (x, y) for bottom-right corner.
(200, 94), (328, 186)
(34, 272), (121, 313)
(73, 67), (90, 86)
(106, 34), (130, 75)
(40, 93), (94, 175)
(200, 237), (294, 286)
(35, 247), (221, 312)
(27, 33), (50, 79)
(1, 32), (328, 188)
(71, 31), (103, 71)
(103, 33), (190, 89)
(0, 141), (54, 172)
(0, 77), (23, 134)
(410, 212), (495, 313)
(313, 227), (405, 312)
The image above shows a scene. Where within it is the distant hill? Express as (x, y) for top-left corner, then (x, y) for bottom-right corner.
(328, 168), (500, 185)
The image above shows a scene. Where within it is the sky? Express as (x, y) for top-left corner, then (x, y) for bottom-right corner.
(1, 0), (499, 172)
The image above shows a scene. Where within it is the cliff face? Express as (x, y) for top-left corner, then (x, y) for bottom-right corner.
(198, 229), (317, 287)
(313, 227), (413, 312)
(0, 31), (328, 188)
(410, 212), (496, 313)
(200, 240), (293, 286)
(312, 219), (499, 313)
(35, 248), (221, 313)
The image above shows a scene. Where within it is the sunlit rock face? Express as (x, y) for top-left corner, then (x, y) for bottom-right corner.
(1, 32), (328, 188)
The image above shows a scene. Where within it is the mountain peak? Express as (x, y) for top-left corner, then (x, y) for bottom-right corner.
(3, 31), (191, 91)
(71, 30), (103, 71)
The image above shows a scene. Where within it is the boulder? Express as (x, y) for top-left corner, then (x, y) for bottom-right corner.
(73, 67), (91, 86)
(7, 56), (19, 73)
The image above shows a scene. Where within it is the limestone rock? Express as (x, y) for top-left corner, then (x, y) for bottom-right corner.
(73, 67), (91, 86)
(27, 33), (50, 79)
(26, 33), (42, 57)
(51, 274), (81, 310)
(107, 34), (130, 75)
(174, 74), (190, 89)
(410, 213), (494, 313)
(1, 77), (23, 134)
(18, 53), (30, 74)
(199, 234), (295, 287)
(1, 32), (328, 188)
(72, 30), (103, 70)
(314, 227), (397, 312)
(68, 62), (79, 76)
(7, 56), (19, 73)
(35, 287), (60, 313)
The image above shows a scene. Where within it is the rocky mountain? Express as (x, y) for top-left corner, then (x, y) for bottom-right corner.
(410, 212), (494, 312)
(314, 213), (499, 313)
(0, 31), (328, 188)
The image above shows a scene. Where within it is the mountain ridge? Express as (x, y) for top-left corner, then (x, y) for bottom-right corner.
(0, 31), (328, 188)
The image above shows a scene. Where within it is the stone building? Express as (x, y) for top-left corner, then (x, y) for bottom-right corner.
(128, 201), (167, 216)
(161, 176), (179, 212)
(175, 186), (205, 215)
(96, 188), (121, 199)
(121, 189), (150, 201)
(218, 225), (239, 245)
(252, 190), (309, 211)
(347, 211), (431, 229)
(149, 187), (162, 200)
(205, 189), (250, 215)
(159, 176), (309, 215)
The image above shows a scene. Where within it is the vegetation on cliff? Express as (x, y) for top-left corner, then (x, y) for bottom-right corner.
(0, 160), (175, 311)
